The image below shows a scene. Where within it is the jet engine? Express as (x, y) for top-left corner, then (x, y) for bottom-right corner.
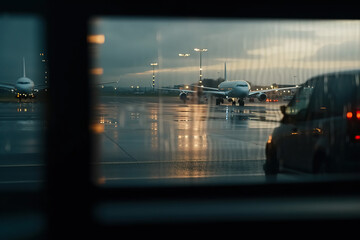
(179, 91), (188, 103)
(257, 92), (267, 102)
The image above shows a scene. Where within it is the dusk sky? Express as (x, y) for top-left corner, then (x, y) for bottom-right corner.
(1, 16), (360, 89)
(0, 15), (44, 85)
(90, 18), (360, 88)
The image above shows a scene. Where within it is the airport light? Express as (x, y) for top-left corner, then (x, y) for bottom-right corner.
(87, 34), (105, 44)
(179, 53), (190, 57)
(194, 48), (208, 85)
(150, 62), (158, 90)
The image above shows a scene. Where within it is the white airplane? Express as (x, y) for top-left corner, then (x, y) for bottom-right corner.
(161, 63), (299, 106)
(0, 58), (47, 100)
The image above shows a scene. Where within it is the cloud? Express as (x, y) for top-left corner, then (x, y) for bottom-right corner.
(308, 40), (360, 61)
(91, 18), (360, 87)
(93, 19), (286, 85)
(0, 16), (44, 84)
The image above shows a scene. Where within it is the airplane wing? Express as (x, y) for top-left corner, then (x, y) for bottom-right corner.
(202, 90), (227, 97)
(34, 84), (48, 91)
(0, 83), (15, 91)
(95, 81), (119, 86)
(248, 86), (300, 97)
(157, 87), (197, 93)
(200, 86), (219, 91)
(159, 87), (228, 97)
(159, 87), (229, 98)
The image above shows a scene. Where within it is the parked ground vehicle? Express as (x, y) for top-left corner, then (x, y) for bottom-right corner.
(264, 70), (360, 175)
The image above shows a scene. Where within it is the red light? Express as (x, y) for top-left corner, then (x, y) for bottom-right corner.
(347, 112), (353, 119)
(355, 135), (360, 140)
(356, 111), (360, 119)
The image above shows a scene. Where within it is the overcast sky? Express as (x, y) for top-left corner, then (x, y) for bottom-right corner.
(1, 16), (360, 88)
(90, 18), (360, 88)
(0, 15), (44, 85)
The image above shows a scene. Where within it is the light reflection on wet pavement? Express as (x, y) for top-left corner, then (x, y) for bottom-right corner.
(94, 96), (283, 184)
(0, 97), (285, 185)
(0, 102), (45, 185)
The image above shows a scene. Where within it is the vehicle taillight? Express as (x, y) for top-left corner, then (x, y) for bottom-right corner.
(346, 109), (360, 142)
(346, 110), (360, 119)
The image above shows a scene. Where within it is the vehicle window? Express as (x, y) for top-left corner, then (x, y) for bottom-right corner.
(286, 80), (315, 116)
(306, 74), (360, 120)
(327, 74), (360, 116)
(307, 77), (326, 119)
(89, 18), (360, 186)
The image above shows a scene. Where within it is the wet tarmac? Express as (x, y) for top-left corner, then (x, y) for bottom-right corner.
(0, 101), (45, 186)
(94, 96), (283, 186)
(0, 96), (286, 187)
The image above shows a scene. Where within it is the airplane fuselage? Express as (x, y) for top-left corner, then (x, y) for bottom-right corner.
(0, 58), (47, 99)
(218, 80), (250, 99)
(15, 77), (35, 97)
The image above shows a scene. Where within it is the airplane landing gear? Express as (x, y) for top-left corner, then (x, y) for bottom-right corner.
(227, 98), (236, 106)
(216, 98), (224, 105)
(238, 99), (245, 106)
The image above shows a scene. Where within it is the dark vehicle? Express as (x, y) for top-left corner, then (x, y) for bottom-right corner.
(264, 70), (360, 175)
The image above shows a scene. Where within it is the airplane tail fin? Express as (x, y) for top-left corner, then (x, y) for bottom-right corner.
(224, 62), (227, 81)
(23, 57), (26, 78)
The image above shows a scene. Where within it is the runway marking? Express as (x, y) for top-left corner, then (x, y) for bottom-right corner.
(99, 159), (265, 165)
(103, 132), (138, 162)
(102, 173), (265, 181)
(0, 164), (43, 168)
(0, 180), (42, 184)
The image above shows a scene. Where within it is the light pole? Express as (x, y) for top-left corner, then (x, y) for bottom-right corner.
(179, 53), (190, 88)
(194, 48), (207, 85)
(150, 62), (158, 90)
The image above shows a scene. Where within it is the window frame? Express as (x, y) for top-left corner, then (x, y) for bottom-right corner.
(3, 1), (360, 238)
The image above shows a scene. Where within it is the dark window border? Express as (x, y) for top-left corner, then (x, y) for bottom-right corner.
(2, 1), (360, 238)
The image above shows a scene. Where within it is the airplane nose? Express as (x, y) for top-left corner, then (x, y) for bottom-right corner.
(239, 88), (249, 98)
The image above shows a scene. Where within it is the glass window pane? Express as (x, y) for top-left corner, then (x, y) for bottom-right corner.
(89, 18), (360, 186)
(0, 14), (46, 238)
(0, 15), (46, 186)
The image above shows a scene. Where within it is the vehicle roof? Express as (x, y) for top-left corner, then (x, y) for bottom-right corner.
(310, 69), (360, 80)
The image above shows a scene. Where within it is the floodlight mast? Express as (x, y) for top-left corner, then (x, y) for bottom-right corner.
(194, 48), (207, 85)
(150, 62), (158, 90)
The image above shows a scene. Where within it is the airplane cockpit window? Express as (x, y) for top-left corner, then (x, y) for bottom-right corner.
(236, 84), (248, 87)
(89, 18), (360, 186)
